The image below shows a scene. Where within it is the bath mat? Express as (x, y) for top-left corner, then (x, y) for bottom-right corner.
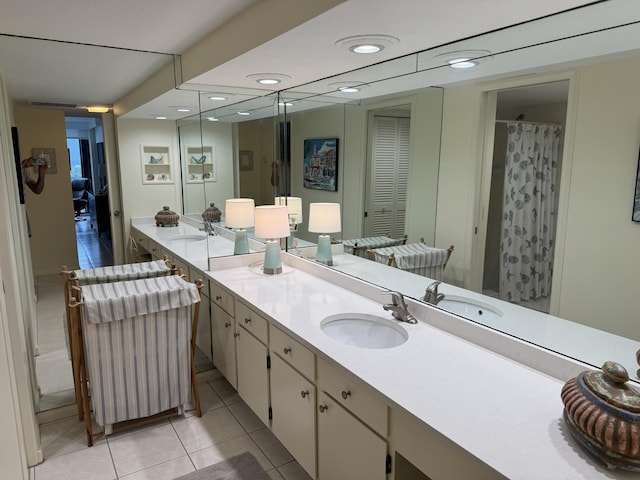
(174, 452), (270, 480)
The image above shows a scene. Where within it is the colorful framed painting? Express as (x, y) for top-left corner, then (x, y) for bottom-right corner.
(303, 138), (338, 192)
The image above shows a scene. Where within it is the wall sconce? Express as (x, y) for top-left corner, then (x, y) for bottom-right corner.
(225, 198), (255, 255)
(275, 196), (303, 248)
(308, 202), (341, 266)
(254, 205), (291, 274)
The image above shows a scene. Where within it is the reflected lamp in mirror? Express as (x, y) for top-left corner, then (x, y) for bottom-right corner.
(254, 205), (291, 274)
(225, 198), (255, 255)
(275, 196), (303, 248)
(308, 202), (341, 266)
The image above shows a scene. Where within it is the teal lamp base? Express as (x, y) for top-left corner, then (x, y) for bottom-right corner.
(316, 234), (333, 266)
(234, 228), (249, 255)
(263, 239), (282, 274)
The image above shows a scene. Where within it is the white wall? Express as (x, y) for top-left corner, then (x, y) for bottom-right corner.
(116, 118), (181, 261)
(437, 57), (640, 341)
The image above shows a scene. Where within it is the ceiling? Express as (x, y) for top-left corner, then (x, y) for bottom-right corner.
(0, 0), (637, 122)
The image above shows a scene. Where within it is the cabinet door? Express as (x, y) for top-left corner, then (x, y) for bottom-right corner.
(211, 302), (237, 388)
(236, 326), (269, 426)
(317, 391), (387, 480)
(270, 354), (317, 479)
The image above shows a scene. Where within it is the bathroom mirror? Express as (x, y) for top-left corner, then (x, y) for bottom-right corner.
(274, 4), (640, 380)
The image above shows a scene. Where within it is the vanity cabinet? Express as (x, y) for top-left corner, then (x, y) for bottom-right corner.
(269, 326), (317, 478)
(211, 283), (237, 388)
(235, 300), (270, 426)
(317, 358), (388, 480)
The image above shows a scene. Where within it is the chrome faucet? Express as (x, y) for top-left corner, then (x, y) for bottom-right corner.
(423, 281), (445, 305)
(199, 220), (217, 236)
(382, 291), (417, 324)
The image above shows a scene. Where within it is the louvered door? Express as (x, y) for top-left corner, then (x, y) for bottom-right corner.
(364, 116), (410, 237)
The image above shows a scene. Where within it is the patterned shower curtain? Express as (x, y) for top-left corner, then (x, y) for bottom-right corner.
(500, 121), (561, 303)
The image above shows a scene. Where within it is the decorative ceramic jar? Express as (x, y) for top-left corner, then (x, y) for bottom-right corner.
(201, 203), (222, 222)
(561, 361), (640, 471)
(155, 206), (179, 227)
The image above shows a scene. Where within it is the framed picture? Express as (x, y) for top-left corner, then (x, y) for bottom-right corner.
(633, 149), (640, 222)
(303, 138), (338, 191)
(239, 150), (253, 171)
(31, 147), (57, 174)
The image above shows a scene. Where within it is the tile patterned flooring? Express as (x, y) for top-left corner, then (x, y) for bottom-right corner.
(31, 215), (310, 479)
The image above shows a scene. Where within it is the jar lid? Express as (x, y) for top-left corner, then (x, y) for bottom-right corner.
(582, 361), (640, 412)
(157, 206), (176, 216)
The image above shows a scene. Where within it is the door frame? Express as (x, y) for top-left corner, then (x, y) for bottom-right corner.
(470, 71), (580, 316)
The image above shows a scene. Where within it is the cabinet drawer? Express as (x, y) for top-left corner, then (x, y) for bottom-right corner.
(133, 234), (149, 252)
(188, 268), (209, 295)
(147, 239), (163, 259)
(271, 326), (315, 381)
(317, 357), (387, 437)
(235, 300), (268, 344)
(210, 282), (235, 316)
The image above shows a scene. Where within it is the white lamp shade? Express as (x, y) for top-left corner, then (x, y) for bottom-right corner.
(254, 205), (291, 239)
(308, 203), (341, 233)
(275, 196), (303, 224)
(225, 198), (255, 228)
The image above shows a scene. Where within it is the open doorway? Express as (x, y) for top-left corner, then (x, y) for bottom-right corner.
(66, 116), (113, 269)
(482, 82), (568, 313)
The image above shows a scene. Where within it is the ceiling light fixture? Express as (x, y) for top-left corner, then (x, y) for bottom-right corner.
(436, 50), (492, 69)
(246, 73), (291, 85)
(86, 106), (109, 113)
(237, 111), (251, 116)
(176, 107), (192, 112)
(208, 95), (227, 101)
(206, 116), (219, 122)
(328, 81), (369, 94)
(278, 101), (294, 107)
(155, 116), (168, 120)
(336, 34), (399, 54)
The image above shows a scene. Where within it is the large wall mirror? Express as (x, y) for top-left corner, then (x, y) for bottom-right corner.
(270, 4), (640, 381)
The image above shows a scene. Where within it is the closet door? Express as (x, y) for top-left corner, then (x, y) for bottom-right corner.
(365, 115), (410, 238)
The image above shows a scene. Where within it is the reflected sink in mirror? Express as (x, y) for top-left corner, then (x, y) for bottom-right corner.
(166, 234), (207, 243)
(320, 313), (409, 349)
(436, 296), (502, 322)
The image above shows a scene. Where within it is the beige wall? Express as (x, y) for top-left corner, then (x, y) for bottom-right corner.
(13, 106), (78, 275)
(115, 118), (181, 261)
(238, 118), (275, 206)
(437, 57), (640, 340)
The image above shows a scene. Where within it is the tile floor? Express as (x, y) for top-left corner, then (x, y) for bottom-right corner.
(31, 213), (310, 479)
(31, 371), (311, 480)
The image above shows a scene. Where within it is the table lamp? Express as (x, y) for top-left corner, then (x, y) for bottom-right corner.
(225, 198), (255, 255)
(254, 205), (291, 274)
(275, 196), (303, 248)
(308, 202), (341, 266)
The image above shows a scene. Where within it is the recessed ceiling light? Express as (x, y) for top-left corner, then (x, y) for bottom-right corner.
(436, 50), (492, 69)
(328, 81), (369, 93)
(208, 95), (227, 101)
(176, 107), (192, 112)
(336, 35), (399, 54)
(86, 106), (109, 113)
(246, 73), (291, 85)
(237, 111), (251, 116)
(278, 102), (294, 107)
(155, 116), (168, 120)
(206, 116), (219, 122)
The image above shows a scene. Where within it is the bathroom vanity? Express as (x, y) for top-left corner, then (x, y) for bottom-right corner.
(130, 218), (637, 479)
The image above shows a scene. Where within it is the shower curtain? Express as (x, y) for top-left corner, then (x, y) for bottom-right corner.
(500, 121), (561, 303)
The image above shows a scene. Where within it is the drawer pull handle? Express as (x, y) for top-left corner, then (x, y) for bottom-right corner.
(283, 347), (292, 355)
(300, 390), (309, 398)
(216, 295), (222, 301)
(341, 390), (351, 400)
(234, 332), (240, 338)
(244, 318), (251, 324)
(224, 322), (231, 328)
(318, 405), (328, 413)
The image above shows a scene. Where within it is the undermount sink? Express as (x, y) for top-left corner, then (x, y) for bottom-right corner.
(320, 313), (409, 349)
(166, 234), (207, 243)
(436, 296), (502, 322)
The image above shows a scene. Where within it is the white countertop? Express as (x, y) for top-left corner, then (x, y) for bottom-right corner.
(329, 252), (640, 383)
(206, 253), (637, 480)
